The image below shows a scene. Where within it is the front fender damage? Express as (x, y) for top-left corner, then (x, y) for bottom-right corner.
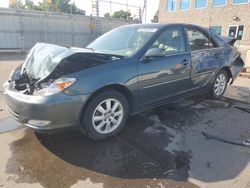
(6, 43), (124, 95)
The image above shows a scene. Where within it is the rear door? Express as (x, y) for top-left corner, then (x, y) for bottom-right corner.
(137, 26), (191, 107)
(186, 27), (224, 89)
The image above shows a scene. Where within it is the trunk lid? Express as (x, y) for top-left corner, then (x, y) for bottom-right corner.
(221, 36), (237, 46)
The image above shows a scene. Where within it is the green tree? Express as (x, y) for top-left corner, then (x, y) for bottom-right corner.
(25, 0), (43, 11)
(9, 0), (25, 9)
(50, 0), (71, 13)
(104, 12), (111, 18)
(112, 10), (132, 19)
(70, 3), (85, 15)
(11, 0), (85, 15)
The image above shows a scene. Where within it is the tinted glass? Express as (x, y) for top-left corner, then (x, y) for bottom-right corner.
(237, 25), (244, 40)
(88, 27), (157, 57)
(213, 0), (227, 6)
(180, 0), (191, 10)
(149, 28), (186, 55)
(195, 0), (207, 8)
(209, 26), (222, 36)
(233, 0), (248, 4)
(228, 26), (237, 38)
(187, 29), (215, 51)
(167, 0), (176, 11)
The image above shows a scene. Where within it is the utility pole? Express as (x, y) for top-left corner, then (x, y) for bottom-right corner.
(110, 0), (112, 15)
(141, 0), (147, 23)
(139, 8), (142, 23)
(91, 0), (100, 37)
(96, 0), (99, 18)
(16, 0), (19, 9)
(126, 0), (128, 19)
(71, 0), (73, 14)
(47, 0), (52, 12)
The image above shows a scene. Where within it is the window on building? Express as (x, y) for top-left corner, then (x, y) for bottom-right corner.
(228, 25), (244, 40)
(195, 0), (207, 8)
(213, 0), (227, 6)
(233, 0), (248, 4)
(180, 0), (191, 10)
(209, 26), (222, 36)
(167, 0), (176, 11)
(228, 26), (237, 38)
(187, 29), (215, 51)
(237, 25), (244, 40)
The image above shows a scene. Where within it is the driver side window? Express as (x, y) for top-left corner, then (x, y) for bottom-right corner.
(150, 28), (186, 55)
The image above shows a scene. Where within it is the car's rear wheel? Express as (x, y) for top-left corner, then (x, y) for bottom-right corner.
(210, 69), (228, 99)
(81, 90), (129, 141)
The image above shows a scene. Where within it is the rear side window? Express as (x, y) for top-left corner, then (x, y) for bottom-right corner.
(187, 29), (216, 51)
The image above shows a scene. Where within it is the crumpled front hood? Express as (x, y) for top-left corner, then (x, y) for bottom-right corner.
(21, 43), (96, 80)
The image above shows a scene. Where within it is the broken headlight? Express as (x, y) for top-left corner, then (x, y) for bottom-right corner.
(9, 64), (22, 81)
(35, 78), (76, 96)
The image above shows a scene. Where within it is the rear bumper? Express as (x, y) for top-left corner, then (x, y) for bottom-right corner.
(230, 57), (245, 83)
(3, 82), (90, 131)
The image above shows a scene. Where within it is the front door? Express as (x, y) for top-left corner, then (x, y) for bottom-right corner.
(137, 27), (191, 108)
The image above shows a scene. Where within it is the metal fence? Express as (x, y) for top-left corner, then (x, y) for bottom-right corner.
(0, 8), (137, 50)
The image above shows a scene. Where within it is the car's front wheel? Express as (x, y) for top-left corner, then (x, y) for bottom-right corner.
(210, 69), (228, 99)
(81, 90), (129, 141)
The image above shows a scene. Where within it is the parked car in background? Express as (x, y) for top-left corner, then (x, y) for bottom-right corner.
(3, 23), (244, 140)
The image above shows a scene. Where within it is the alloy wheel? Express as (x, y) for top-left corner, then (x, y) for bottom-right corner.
(214, 73), (227, 96)
(92, 98), (124, 134)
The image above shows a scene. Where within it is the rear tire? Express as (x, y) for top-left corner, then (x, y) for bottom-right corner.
(81, 90), (129, 141)
(210, 69), (228, 99)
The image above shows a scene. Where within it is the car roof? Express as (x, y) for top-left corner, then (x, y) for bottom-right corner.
(121, 23), (206, 31)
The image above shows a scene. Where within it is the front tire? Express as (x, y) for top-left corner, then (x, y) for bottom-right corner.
(210, 69), (228, 99)
(81, 90), (129, 141)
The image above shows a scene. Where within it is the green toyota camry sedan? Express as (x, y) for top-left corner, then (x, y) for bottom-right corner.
(3, 23), (244, 140)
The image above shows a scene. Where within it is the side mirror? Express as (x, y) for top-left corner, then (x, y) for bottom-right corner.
(144, 48), (165, 59)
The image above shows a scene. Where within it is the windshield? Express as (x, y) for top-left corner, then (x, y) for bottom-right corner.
(87, 27), (158, 57)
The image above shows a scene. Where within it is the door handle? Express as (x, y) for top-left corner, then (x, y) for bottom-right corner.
(181, 59), (190, 66)
(213, 53), (221, 59)
(174, 59), (190, 70)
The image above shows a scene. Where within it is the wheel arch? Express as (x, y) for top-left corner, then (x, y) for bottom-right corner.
(220, 66), (233, 84)
(80, 84), (134, 122)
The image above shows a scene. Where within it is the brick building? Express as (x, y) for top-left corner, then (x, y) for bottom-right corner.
(158, 0), (250, 67)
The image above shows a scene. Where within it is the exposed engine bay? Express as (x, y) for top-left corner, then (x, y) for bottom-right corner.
(8, 43), (123, 95)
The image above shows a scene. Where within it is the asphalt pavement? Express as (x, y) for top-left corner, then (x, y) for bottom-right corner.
(0, 55), (250, 188)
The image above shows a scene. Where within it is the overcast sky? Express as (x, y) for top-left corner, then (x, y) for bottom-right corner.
(0, 0), (160, 23)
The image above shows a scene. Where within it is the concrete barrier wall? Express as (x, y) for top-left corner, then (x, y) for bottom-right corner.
(0, 8), (137, 49)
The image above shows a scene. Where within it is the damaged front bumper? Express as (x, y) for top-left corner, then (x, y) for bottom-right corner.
(3, 82), (89, 132)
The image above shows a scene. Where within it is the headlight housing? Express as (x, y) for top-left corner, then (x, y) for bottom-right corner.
(9, 64), (22, 81)
(35, 78), (76, 96)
